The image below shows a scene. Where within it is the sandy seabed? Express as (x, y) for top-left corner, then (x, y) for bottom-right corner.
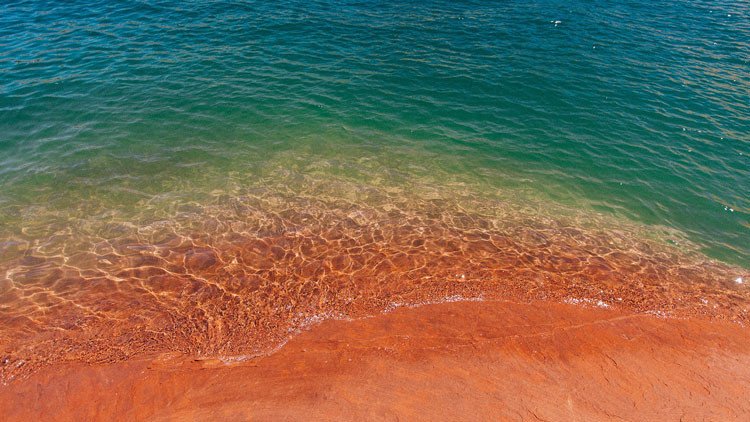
(1, 299), (749, 421)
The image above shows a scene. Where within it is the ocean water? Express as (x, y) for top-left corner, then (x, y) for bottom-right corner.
(0, 0), (748, 378)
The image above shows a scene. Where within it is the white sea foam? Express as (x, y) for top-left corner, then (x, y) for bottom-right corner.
(564, 298), (611, 308)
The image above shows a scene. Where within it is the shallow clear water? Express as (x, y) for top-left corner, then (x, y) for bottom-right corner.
(0, 0), (748, 379)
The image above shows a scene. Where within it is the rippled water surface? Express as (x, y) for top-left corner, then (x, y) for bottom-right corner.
(0, 0), (748, 379)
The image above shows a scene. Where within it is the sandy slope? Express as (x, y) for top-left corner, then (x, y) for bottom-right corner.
(2, 300), (749, 421)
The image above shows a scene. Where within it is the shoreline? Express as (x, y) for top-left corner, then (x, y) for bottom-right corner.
(2, 299), (749, 421)
(2, 191), (748, 383)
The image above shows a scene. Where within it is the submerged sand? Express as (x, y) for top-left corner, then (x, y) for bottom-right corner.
(2, 300), (749, 421)
(2, 180), (748, 420)
(2, 187), (749, 383)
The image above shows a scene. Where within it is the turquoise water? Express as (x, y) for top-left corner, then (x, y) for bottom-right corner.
(1, 1), (747, 266)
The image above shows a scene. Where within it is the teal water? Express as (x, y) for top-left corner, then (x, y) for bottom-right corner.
(2, 1), (750, 378)
(1, 0), (747, 266)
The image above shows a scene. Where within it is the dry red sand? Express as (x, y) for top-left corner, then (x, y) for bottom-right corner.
(2, 300), (749, 421)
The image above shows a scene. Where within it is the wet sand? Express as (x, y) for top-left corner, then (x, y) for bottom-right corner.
(2, 300), (749, 421)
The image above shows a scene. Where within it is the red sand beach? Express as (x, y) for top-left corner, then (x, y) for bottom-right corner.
(2, 300), (749, 421)
(2, 0), (750, 419)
